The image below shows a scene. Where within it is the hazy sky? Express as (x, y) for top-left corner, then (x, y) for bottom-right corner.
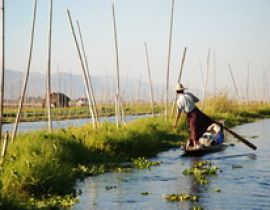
(5, 0), (270, 98)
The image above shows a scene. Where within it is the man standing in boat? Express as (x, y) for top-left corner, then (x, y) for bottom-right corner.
(173, 83), (214, 149)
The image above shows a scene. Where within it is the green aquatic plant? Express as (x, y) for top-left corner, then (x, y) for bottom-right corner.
(232, 165), (243, 169)
(183, 160), (219, 185)
(73, 164), (106, 178)
(132, 157), (161, 169)
(214, 187), (221, 192)
(105, 185), (117, 191)
(165, 193), (199, 202)
(183, 161), (219, 176)
(190, 206), (204, 210)
(141, 192), (150, 196)
(29, 194), (79, 209)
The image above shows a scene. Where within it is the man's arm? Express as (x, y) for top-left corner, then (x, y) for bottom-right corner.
(173, 109), (181, 128)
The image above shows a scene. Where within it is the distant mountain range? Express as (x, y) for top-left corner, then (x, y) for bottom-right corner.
(4, 69), (166, 102)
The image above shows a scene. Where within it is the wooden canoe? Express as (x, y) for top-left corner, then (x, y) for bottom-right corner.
(181, 144), (227, 156)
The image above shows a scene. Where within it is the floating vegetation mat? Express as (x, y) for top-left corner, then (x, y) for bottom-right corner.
(183, 160), (220, 185)
(73, 164), (106, 178)
(27, 194), (79, 209)
(132, 157), (161, 169)
(165, 193), (199, 202)
(190, 206), (204, 210)
(141, 192), (150, 196)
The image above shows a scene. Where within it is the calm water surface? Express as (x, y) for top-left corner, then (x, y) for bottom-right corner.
(73, 119), (270, 210)
(2, 115), (150, 132)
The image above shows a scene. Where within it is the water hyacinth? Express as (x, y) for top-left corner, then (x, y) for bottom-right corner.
(190, 206), (204, 210)
(73, 164), (106, 178)
(141, 192), (150, 196)
(165, 193), (199, 202)
(183, 160), (220, 185)
(28, 194), (79, 209)
(214, 187), (221, 192)
(132, 157), (161, 169)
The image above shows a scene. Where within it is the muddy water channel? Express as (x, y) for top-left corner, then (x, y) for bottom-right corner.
(73, 119), (270, 210)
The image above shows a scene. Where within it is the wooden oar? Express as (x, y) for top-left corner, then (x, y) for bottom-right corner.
(213, 120), (257, 151)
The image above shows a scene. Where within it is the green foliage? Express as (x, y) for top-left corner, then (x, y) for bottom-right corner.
(190, 206), (204, 210)
(132, 157), (161, 169)
(183, 161), (219, 185)
(165, 193), (199, 202)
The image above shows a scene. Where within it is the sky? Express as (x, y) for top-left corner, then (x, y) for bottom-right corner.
(5, 0), (270, 99)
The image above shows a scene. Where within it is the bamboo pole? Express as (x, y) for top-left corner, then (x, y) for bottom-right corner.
(0, 0), (5, 139)
(11, 0), (37, 142)
(76, 21), (99, 123)
(66, 10), (97, 128)
(228, 63), (239, 98)
(112, 3), (121, 128)
(165, 0), (175, 120)
(137, 75), (141, 104)
(144, 42), (155, 117)
(213, 50), (216, 96)
(246, 62), (250, 103)
(201, 48), (211, 111)
(58, 64), (60, 93)
(119, 96), (126, 126)
(171, 47), (187, 117)
(46, 0), (53, 133)
(70, 69), (73, 102)
(0, 131), (9, 165)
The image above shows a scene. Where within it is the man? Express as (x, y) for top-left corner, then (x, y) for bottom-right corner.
(173, 83), (213, 148)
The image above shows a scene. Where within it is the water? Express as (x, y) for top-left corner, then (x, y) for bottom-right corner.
(73, 119), (270, 210)
(2, 114), (150, 133)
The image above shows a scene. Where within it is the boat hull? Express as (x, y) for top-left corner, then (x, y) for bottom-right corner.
(181, 144), (227, 156)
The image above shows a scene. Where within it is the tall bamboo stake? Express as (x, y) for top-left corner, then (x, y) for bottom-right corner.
(264, 71), (269, 102)
(171, 47), (187, 117)
(46, 0), (53, 133)
(119, 96), (126, 125)
(66, 10), (97, 128)
(262, 69), (267, 102)
(201, 48), (211, 111)
(144, 42), (155, 117)
(0, 131), (8, 165)
(0, 0), (4, 139)
(11, 0), (37, 142)
(57, 64), (60, 92)
(137, 75), (141, 103)
(165, 0), (175, 120)
(228, 63), (239, 98)
(246, 62), (250, 103)
(76, 21), (99, 123)
(199, 61), (205, 88)
(213, 50), (216, 96)
(112, 3), (121, 127)
(70, 69), (73, 101)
